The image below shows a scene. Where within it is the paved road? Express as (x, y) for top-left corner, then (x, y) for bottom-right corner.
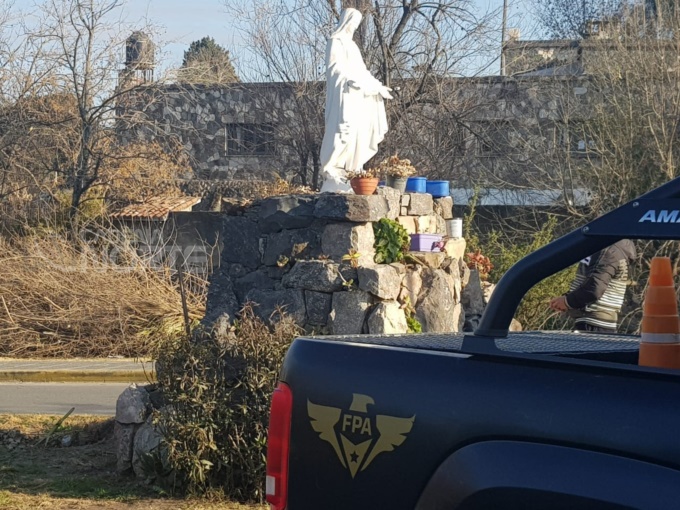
(0, 382), (130, 415)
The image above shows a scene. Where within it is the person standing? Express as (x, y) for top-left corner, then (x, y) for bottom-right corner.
(319, 8), (392, 193)
(549, 240), (637, 333)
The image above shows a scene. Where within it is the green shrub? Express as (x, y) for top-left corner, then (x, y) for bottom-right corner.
(373, 218), (410, 264)
(472, 216), (576, 331)
(154, 305), (300, 502)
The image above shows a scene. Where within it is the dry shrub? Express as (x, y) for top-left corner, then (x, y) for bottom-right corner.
(154, 305), (300, 502)
(0, 230), (206, 358)
(217, 178), (314, 201)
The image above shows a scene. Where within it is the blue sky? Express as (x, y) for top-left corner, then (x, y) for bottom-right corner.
(122, 0), (537, 75)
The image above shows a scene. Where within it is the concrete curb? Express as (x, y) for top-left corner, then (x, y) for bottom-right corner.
(0, 370), (155, 383)
(0, 358), (156, 383)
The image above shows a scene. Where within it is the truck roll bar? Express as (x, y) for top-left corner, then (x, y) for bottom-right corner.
(475, 177), (680, 338)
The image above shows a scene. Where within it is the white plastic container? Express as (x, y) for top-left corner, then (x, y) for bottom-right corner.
(446, 218), (463, 238)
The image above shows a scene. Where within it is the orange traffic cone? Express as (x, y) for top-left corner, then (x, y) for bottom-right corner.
(639, 257), (680, 370)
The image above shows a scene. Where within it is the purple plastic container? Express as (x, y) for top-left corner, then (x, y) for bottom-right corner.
(409, 233), (443, 252)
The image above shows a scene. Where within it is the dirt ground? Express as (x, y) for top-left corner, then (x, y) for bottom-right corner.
(0, 415), (265, 510)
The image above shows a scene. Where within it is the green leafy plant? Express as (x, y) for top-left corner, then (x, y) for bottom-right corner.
(399, 295), (422, 333)
(341, 248), (362, 268)
(154, 305), (300, 502)
(406, 316), (422, 333)
(373, 218), (410, 264)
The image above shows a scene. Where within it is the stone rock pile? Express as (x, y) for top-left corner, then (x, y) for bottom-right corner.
(203, 187), (468, 335)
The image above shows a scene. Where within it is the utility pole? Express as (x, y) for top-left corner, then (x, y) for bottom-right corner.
(501, 0), (508, 75)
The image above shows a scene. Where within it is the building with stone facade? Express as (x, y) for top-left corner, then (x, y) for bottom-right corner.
(117, 35), (606, 196)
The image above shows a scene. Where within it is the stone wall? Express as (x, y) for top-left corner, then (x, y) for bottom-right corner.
(116, 77), (594, 189)
(203, 187), (468, 336)
(117, 83), (312, 181)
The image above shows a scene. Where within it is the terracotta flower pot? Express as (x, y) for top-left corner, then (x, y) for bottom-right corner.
(350, 177), (379, 195)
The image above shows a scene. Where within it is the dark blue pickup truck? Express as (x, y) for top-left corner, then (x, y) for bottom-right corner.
(265, 178), (680, 510)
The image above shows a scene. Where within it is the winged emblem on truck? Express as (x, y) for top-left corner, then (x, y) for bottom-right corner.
(307, 393), (415, 478)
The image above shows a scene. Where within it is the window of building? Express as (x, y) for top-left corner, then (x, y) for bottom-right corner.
(566, 122), (596, 156)
(226, 123), (275, 156)
(476, 121), (519, 157)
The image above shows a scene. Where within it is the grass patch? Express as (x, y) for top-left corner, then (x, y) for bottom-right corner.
(0, 415), (265, 510)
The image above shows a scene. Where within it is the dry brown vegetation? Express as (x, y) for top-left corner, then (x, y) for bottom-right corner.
(0, 415), (264, 510)
(0, 232), (207, 358)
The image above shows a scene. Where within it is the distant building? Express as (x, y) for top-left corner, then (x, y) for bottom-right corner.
(116, 33), (604, 195)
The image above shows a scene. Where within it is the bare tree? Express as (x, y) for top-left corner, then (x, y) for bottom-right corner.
(20, 0), (174, 222)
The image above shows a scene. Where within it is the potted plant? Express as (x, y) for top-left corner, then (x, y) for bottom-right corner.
(346, 168), (379, 195)
(376, 155), (416, 193)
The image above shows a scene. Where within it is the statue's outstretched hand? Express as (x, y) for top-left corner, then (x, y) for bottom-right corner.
(378, 86), (393, 100)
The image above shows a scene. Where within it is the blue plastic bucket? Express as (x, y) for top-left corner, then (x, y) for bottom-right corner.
(405, 177), (427, 193)
(426, 180), (450, 198)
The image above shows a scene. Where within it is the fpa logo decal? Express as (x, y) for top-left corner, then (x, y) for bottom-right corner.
(307, 393), (415, 478)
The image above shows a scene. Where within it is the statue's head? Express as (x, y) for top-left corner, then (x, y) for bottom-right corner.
(332, 8), (363, 37)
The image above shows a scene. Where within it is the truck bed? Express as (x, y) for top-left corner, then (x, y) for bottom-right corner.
(279, 331), (679, 509)
(309, 330), (640, 361)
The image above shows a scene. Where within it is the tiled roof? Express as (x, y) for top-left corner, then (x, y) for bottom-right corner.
(110, 196), (201, 220)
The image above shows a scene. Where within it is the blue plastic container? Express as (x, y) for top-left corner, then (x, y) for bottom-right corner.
(405, 177), (427, 193)
(426, 180), (450, 198)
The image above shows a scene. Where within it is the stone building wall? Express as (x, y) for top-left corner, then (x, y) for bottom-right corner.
(117, 82), (317, 181)
(117, 76), (594, 190)
(202, 187), (468, 336)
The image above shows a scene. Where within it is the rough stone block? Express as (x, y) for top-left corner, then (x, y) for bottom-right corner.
(132, 421), (164, 479)
(115, 421), (138, 474)
(234, 270), (276, 303)
(400, 206), (408, 216)
(415, 269), (459, 333)
(245, 288), (306, 325)
(400, 267), (423, 307)
(329, 291), (372, 335)
(444, 238), (467, 261)
(453, 302), (465, 332)
(400, 194), (411, 207)
(434, 197), (454, 219)
(461, 270), (485, 316)
(263, 227), (322, 266)
(435, 215), (447, 234)
(116, 384), (151, 425)
(282, 260), (357, 293)
(410, 252), (447, 269)
(221, 217), (261, 269)
(397, 216), (416, 234)
(459, 258), (471, 287)
(368, 301), (408, 334)
(305, 291), (332, 326)
(389, 263), (407, 274)
(202, 270), (239, 333)
(258, 195), (317, 233)
(266, 266), (289, 279)
(510, 318), (523, 332)
(315, 194), (389, 222)
(406, 193), (434, 216)
(415, 215), (439, 234)
(376, 186), (400, 220)
(357, 264), (403, 300)
(321, 222), (375, 262)
(483, 282), (496, 305)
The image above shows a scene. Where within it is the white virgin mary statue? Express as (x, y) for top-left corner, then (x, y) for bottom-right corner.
(319, 8), (392, 193)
